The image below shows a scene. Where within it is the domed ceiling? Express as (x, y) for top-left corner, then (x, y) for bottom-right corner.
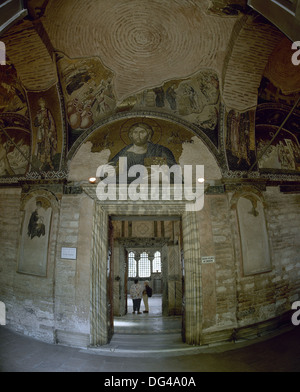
(0, 0), (299, 183)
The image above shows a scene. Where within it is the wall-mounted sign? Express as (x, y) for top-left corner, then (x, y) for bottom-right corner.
(201, 256), (215, 264)
(61, 247), (77, 260)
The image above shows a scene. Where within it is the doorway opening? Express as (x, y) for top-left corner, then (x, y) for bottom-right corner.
(89, 200), (203, 347)
(109, 216), (184, 336)
(127, 250), (163, 315)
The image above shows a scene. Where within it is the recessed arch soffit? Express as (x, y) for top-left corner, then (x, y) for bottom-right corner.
(1, 19), (57, 92)
(222, 14), (286, 113)
(230, 185), (267, 210)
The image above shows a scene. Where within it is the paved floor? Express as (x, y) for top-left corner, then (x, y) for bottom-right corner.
(1, 325), (300, 372)
(1, 295), (300, 372)
(114, 295), (181, 335)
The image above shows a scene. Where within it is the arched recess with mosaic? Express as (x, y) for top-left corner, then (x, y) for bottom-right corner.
(66, 113), (223, 185)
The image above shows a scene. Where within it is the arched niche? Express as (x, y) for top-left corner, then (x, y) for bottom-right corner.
(18, 189), (59, 277)
(66, 114), (222, 183)
(231, 189), (272, 276)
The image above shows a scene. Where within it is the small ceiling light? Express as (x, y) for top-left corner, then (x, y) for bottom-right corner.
(89, 177), (97, 184)
(197, 177), (205, 183)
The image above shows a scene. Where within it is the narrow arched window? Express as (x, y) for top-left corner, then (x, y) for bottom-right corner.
(236, 194), (271, 275)
(138, 252), (151, 278)
(128, 252), (137, 278)
(152, 251), (162, 273)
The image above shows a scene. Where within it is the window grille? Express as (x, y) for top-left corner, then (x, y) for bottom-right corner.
(138, 252), (151, 278)
(128, 252), (137, 278)
(128, 250), (162, 278)
(152, 251), (162, 273)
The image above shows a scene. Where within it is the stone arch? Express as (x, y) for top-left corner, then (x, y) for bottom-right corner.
(230, 185), (267, 210)
(222, 14), (285, 112)
(20, 188), (59, 211)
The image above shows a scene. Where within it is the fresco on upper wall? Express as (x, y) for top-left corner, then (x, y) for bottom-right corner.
(258, 76), (299, 107)
(254, 38), (300, 173)
(207, 0), (247, 16)
(255, 103), (300, 172)
(225, 109), (256, 171)
(108, 121), (178, 181)
(56, 54), (220, 150)
(0, 58), (31, 178)
(0, 117), (31, 177)
(87, 117), (194, 166)
(27, 84), (64, 172)
(255, 77), (300, 172)
(56, 53), (117, 148)
(123, 69), (220, 146)
(0, 59), (28, 117)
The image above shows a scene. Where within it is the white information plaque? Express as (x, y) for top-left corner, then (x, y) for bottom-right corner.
(201, 256), (215, 264)
(61, 247), (77, 260)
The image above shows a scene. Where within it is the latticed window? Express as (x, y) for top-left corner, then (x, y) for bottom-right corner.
(138, 252), (151, 278)
(128, 252), (137, 278)
(128, 251), (162, 278)
(152, 251), (162, 273)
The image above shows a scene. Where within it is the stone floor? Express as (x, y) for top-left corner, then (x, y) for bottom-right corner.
(1, 295), (300, 372)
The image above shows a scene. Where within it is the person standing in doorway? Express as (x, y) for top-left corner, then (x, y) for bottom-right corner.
(143, 281), (152, 314)
(130, 279), (142, 314)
